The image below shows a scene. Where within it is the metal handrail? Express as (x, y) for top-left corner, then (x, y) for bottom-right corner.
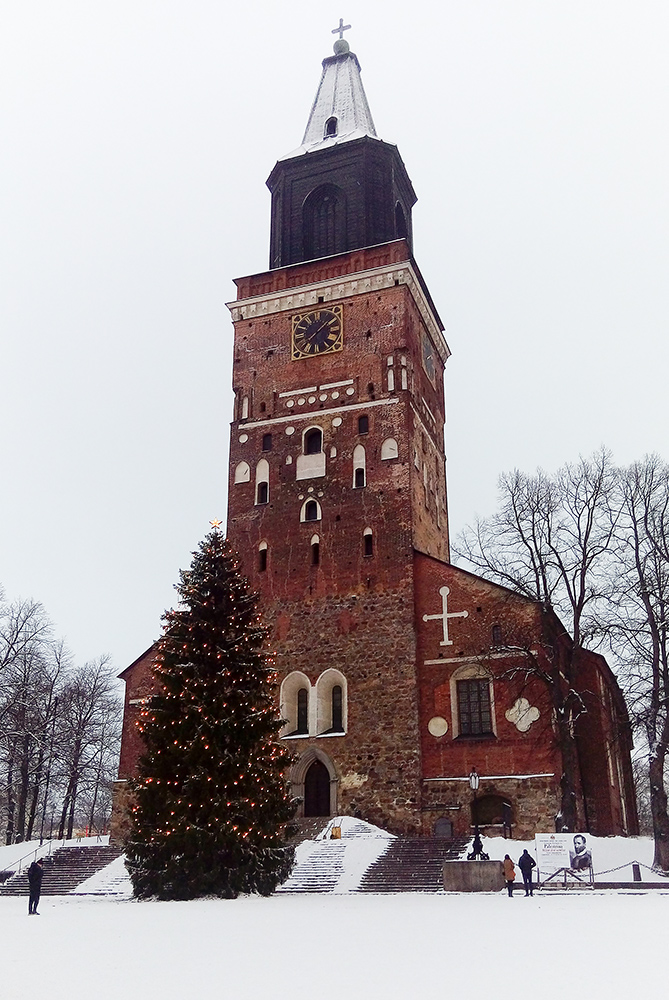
(2, 838), (65, 879)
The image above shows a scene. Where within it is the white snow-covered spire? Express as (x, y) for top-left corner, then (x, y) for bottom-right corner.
(281, 38), (378, 160)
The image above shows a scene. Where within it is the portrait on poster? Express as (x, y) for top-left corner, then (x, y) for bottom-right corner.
(535, 833), (593, 874)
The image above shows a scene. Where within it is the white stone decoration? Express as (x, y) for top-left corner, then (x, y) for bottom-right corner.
(381, 437), (398, 460)
(331, 391), (340, 399)
(422, 586), (468, 646)
(320, 393), (328, 401)
(332, 416), (342, 427)
(238, 433), (248, 443)
(505, 697), (540, 733)
(308, 395), (316, 403)
(346, 387), (355, 395)
(428, 717), (448, 738)
(285, 426), (295, 435)
(234, 461), (250, 484)
(286, 399), (294, 407)
(298, 397), (306, 405)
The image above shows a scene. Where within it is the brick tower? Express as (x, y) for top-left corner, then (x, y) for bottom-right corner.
(111, 31), (638, 844)
(225, 35), (450, 835)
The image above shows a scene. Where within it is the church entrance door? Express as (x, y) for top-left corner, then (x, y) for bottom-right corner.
(304, 760), (330, 816)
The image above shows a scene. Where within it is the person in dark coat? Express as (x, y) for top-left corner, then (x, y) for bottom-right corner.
(27, 859), (43, 915)
(518, 849), (536, 896)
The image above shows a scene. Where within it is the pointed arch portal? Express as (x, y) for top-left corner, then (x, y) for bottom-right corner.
(304, 760), (331, 817)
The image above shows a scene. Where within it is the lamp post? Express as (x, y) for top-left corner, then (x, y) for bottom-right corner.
(467, 767), (487, 861)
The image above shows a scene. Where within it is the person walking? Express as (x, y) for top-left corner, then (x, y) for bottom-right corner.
(503, 854), (516, 897)
(27, 859), (43, 915)
(518, 849), (537, 896)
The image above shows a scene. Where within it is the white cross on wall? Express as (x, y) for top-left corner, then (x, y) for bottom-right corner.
(423, 586), (468, 646)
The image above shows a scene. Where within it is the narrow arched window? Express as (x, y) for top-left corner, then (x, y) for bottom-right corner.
(255, 458), (269, 505)
(262, 433), (272, 452)
(258, 542), (268, 572)
(332, 686), (343, 732)
(324, 116), (338, 137)
(363, 527), (373, 557)
(311, 534), (320, 565)
(305, 500), (319, 521)
(358, 415), (369, 434)
(353, 444), (366, 488)
(305, 428), (323, 455)
(297, 689), (308, 735)
(303, 183), (346, 259)
(492, 624), (502, 646)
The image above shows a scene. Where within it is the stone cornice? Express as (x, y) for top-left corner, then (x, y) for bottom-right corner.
(226, 260), (451, 365)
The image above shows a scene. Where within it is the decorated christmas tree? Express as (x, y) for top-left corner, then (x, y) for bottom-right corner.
(126, 526), (296, 899)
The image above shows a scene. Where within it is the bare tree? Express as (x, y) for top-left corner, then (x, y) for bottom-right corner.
(455, 450), (619, 831)
(608, 456), (669, 869)
(54, 656), (121, 840)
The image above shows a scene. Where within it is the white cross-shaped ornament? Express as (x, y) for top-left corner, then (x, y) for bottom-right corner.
(423, 586), (468, 646)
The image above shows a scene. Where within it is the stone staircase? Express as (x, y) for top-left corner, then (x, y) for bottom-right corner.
(278, 840), (348, 893)
(358, 837), (469, 893)
(1, 844), (122, 896)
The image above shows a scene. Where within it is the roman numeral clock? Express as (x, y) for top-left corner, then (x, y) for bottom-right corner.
(291, 304), (343, 359)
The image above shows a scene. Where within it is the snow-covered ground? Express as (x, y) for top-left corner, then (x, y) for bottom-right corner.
(2, 826), (667, 999)
(3, 889), (668, 1000)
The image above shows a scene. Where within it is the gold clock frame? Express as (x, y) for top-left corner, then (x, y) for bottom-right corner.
(291, 304), (344, 360)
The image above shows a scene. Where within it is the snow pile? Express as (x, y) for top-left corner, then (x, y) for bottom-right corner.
(69, 855), (133, 898)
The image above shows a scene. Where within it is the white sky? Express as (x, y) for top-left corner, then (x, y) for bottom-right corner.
(1, 1), (668, 671)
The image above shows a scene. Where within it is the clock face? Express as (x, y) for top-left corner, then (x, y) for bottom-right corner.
(291, 305), (343, 360)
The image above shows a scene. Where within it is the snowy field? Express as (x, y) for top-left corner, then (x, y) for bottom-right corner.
(3, 889), (668, 1000)
(2, 829), (667, 999)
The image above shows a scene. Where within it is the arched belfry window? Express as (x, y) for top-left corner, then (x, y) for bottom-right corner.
(324, 116), (338, 138)
(303, 183), (347, 260)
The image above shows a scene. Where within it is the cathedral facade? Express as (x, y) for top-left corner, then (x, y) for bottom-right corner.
(111, 35), (637, 843)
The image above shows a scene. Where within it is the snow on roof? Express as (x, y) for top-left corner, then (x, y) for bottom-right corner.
(280, 43), (379, 160)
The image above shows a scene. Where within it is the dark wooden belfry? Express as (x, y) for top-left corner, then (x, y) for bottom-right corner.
(266, 44), (417, 268)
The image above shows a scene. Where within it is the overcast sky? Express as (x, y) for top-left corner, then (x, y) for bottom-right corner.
(1, 1), (668, 672)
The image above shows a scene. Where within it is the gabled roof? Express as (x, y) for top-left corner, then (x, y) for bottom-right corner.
(281, 40), (378, 160)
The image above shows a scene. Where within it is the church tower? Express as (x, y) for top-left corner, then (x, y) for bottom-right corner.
(111, 28), (638, 845)
(226, 31), (451, 834)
